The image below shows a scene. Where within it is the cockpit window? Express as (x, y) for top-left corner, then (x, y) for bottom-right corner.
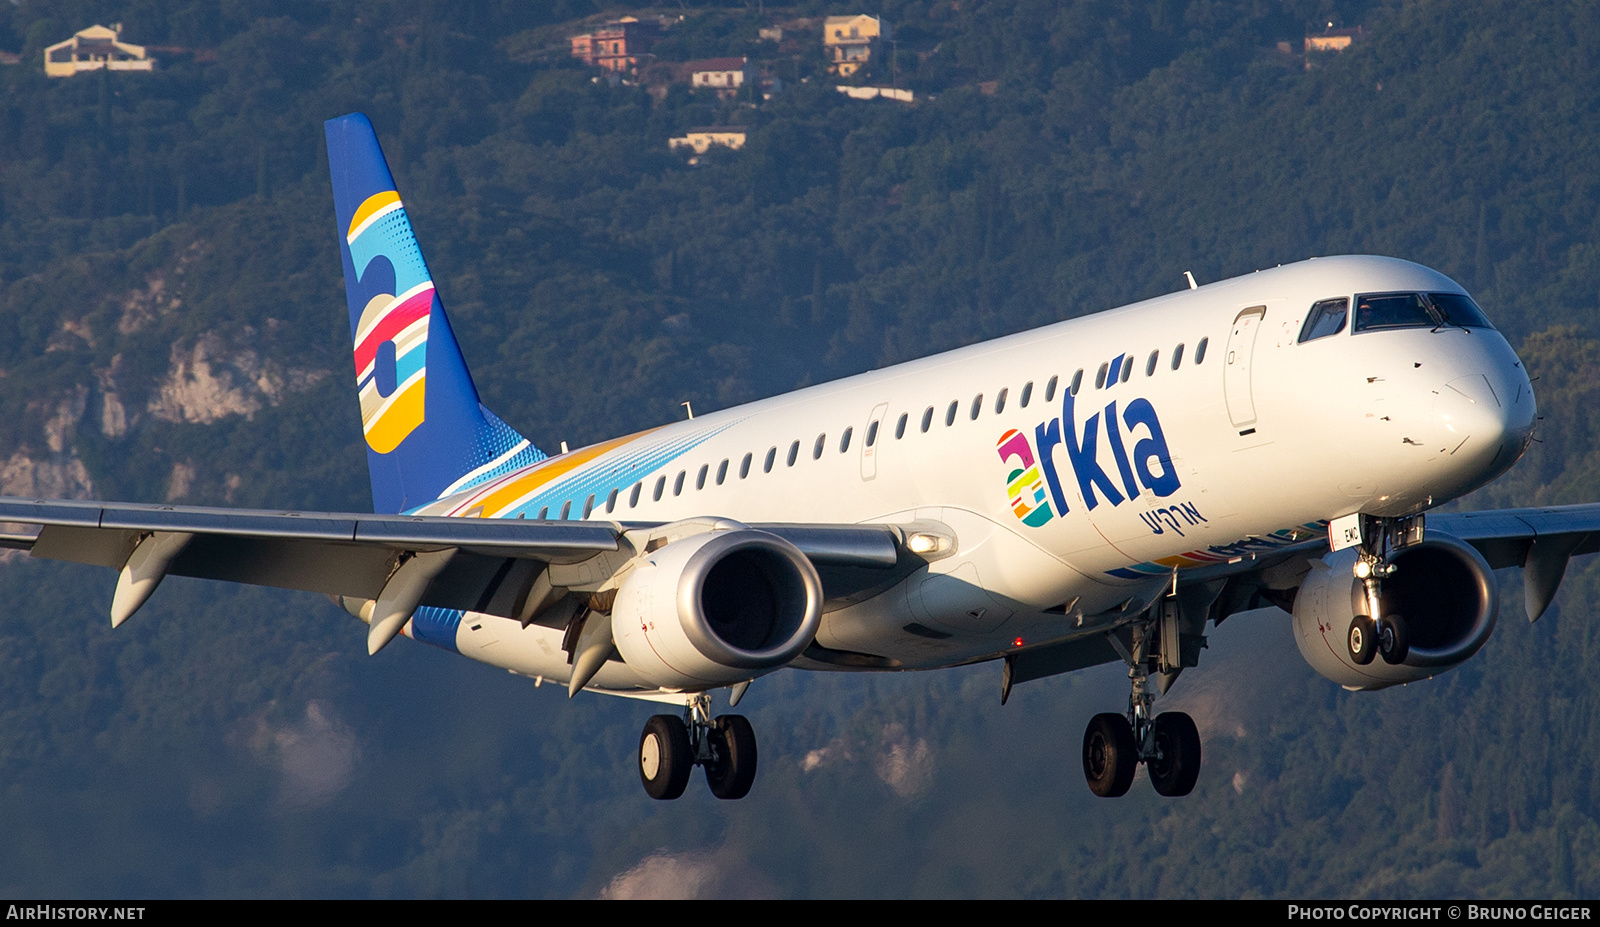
(1354, 291), (1496, 333)
(1354, 293), (1436, 332)
(1298, 298), (1349, 343)
(1427, 292), (1495, 329)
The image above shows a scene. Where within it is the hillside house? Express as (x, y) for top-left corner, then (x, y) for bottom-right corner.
(570, 16), (664, 74)
(44, 24), (153, 78)
(837, 86), (913, 102)
(1305, 25), (1364, 52)
(824, 15), (887, 78)
(688, 57), (751, 98)
(669, 127), (747, 156)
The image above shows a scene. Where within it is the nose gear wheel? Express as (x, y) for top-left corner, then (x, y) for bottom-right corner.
(1346, 514), (1424, 668)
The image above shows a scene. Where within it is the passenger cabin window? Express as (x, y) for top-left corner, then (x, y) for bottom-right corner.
(945, 401), (958, 426)
(813, 434), (826, 459)
(1070, 369), (1083, 395)
(895, 413), (908, 438)
(1299, 297), (1350, 343)
(1146, 350), (1159, 376)
(583, 494), (595, 518)
(1020, 382), (1033, 407)
(1354, 292), (1434, 332)
(969, 394), (983, 420)
(1095, 363), (1109, 389)
(1171, 343), (1185, 369)
(673, 471), (685, 495)
(921, 407), (934, 433)
(696, 464), (708, 490)
(606, 489), (618, 514)
(1121, 359), (1132, 383)
(716, 459), (728, 484)
(538, 506), (549, 520)
(787, 441), (800, 466)
(630, 483), (642, 507)
(840, 427), (853, 452)
(653, 476), (665, 501)
(740, 453), (752, 478)
(1045, 376), (1058, 402)
(866, 421), (878, 447)
(995, 388), (1007, 414)
(1196, 338), (1209, 364)
(560, 500), (572, 519)
(764, 447), (777, 472)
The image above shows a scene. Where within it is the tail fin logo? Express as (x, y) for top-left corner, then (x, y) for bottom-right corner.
(347, 190), (432, 453)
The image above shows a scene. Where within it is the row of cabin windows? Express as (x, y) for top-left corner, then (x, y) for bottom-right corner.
(890, 338), (1209, 438)
(561, 337), (1211, 518)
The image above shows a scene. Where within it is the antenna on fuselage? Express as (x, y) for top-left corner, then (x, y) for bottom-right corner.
(682, 401), (695, 420)
(1184, 271), (1199, 290)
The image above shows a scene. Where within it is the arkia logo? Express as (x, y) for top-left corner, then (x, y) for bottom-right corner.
(997, 389), (1181, 528)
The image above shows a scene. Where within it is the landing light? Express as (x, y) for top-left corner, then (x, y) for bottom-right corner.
(906, 532), (947, 554)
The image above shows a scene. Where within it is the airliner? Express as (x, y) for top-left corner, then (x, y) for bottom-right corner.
(2, 114), (1596, 802)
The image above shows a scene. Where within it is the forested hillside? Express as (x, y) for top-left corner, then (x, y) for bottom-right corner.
(0, 0), (1597, 898)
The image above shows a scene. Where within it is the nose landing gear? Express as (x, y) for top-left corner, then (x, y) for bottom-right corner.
(1346, 515), (1423, 666)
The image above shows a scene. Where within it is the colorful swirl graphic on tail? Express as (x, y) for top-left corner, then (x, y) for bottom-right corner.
(347, 190), (432, 453)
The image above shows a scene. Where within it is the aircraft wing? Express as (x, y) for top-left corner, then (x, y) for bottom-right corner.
(0, 497), (908, 627)
(1163, 504), (1600, 625)
(1004, 504), (1600, 694)
(1148, 503), (1600, 636)
(1431, 503), (1600, 622)
(1429, 504), (1600, 565)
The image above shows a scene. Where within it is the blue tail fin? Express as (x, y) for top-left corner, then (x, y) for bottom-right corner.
(325, 113), (545, 514)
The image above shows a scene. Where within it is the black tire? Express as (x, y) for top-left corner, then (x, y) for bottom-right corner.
(1082, 712), (1137, 798)
(1148, 712), (1202, 797)
(1378, 614), (1410, 665)
(1348, 615), (1377, 665)
(705, 714), (759, 800)
(639, 714), (692, 801)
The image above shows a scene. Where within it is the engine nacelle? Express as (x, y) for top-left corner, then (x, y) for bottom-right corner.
(611, 528), (823, 689)
(1292, 533), (1498, 690)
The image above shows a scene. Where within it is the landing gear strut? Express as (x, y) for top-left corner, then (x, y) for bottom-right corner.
(1347, 515), (1422, 666)
(638, 693), (758, 801)
(1082, 613), (1202, 797)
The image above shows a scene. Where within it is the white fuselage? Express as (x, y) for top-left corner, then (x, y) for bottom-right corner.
(405, 256), (1535, 690)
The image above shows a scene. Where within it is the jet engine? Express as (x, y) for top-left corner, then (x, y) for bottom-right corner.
(1292, 534), (1498, 690)
(610, 529), (823, 689)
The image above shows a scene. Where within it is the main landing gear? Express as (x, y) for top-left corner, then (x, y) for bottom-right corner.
(1346, 515), (1422, 667)
(638, 693), (758, 801)
(1082, 613), (1202, 798)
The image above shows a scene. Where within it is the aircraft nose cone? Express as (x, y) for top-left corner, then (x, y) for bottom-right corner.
(1432, 370), (1535, 476)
